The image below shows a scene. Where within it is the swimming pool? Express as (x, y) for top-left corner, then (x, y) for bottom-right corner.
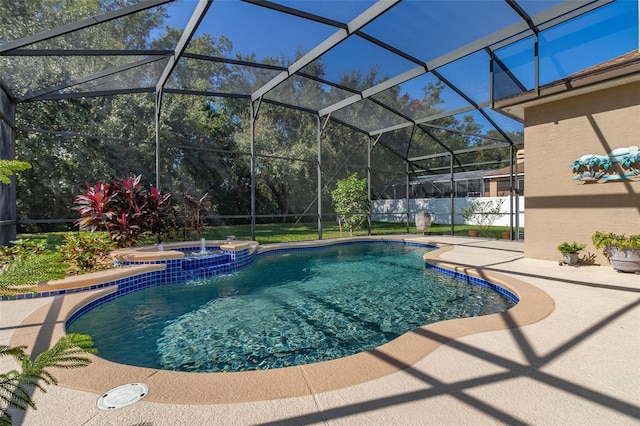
(67, 242), (516, 373)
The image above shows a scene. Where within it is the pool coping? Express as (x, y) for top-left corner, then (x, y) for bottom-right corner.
(9, 236), (555, 405)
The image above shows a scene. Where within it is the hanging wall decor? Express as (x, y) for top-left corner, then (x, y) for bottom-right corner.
(571, 146), (639, 183)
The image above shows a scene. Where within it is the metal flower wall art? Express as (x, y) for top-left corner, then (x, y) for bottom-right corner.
(571, 146), (640, 183)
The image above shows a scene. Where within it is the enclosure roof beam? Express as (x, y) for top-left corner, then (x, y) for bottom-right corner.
(416, 126), (454, 156)
(251, 0), (401, 102)
(318, 66), (425, 117)
(164, 88), (251, 99)
(0, 0), (173, 54)
(26, 88), (155, 102)
(355, 31), (426, 67)
(423, 1), (608, 69)
(368, 121), (413, 136)
(19, 56), (167, 102)
(17, 126), (153, 145)
(181, 53), (288, 71)
(4, 49), (172, 57)
(505, 0), (538, 34)
(416, 105), (484, 124)
(0, 78), (16, 102)
(415, 159), (511, 173)
(479, 108), (514, 145)
(431, 70), (479, 109)
(418, 122), (510, 143)
(368, 97), (415, 124)
(363, 97), (456, 162)
(296, 73), (360, 94)
(375, 139), (409, 163)
(416, 125), (468, 172)
(534, 0), (614, 32)
(323, 116), (369, 136)
(485, 47), (527, 93)
(430, 69), (515, 145)
(168, 88), (362, 120)
(368, 104), (482, 137)
(318, 17), (534, 117)
(242, 0), (347, 29)
(408, 140), (523, 162)
(261, 99), (319, 116)
(490, 0), (614, 52)
(318, 0), (608, 121)
(155, 0), (213, 95)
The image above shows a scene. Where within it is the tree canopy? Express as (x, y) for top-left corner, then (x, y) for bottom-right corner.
(1, 0), (520, 230)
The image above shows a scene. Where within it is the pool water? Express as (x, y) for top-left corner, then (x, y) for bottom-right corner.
(67, 243), (515, 372)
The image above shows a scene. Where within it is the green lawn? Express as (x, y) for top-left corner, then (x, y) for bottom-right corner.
(18, 222), (523, 250)
(1, 222), (522, 291)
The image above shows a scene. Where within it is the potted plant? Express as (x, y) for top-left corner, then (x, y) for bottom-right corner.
(459, 198), (504, 237)
(557, 241), (586, 265)
(592, 231), (640, 273)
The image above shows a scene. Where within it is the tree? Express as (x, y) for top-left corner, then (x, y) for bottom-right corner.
(331, 173), (369, 236)
(0, 160), (31, 185)
(2, 0), (502, 228)
(3, 0), (167, 228)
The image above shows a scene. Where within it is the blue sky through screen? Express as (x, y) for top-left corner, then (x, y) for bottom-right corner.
(160, 0), (639, 135)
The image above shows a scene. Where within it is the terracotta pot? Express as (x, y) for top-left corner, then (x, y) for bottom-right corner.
(468, 230), (480, 237)
(501, 231), (511, 240)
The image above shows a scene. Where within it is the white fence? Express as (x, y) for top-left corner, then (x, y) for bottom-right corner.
(371, 196), (525, 227)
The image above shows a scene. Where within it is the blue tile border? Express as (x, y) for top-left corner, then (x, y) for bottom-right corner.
(425, 263), (519, 303)
(0, 245), (258, 302)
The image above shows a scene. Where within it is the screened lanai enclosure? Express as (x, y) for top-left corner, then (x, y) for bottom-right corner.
(0, 0), (637, 244)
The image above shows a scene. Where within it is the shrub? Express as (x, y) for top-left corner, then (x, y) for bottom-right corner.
(557, 241), (586, 255)
(459, 198), (505, 236)
(592, 231), (640, 260)
(58, 233), (114, 275)
(74, 175), (175, 247)
(331, 173), (369, 236)
(0, 239), (48, 265)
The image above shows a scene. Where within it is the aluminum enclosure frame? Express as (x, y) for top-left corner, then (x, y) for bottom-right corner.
(0, 0), (625, 243)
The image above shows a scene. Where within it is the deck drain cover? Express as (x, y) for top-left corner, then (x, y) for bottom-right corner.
(97, 383), (149, 410)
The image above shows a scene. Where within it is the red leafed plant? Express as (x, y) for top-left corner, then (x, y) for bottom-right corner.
(74, 182), (115, 232)
(73, 175), (176, 247)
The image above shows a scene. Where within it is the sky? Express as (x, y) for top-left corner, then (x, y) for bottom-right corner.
(155, 0), (639, 134)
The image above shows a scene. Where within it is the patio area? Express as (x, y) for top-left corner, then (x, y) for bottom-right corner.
(1, 236), (638, 425)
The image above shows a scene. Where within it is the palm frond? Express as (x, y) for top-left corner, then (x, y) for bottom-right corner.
(0, 345), (28, 361)
(0, 253), (67, 296)
(23, 334), (95, 387)
(0, 410), (13, 426)
(0, 370), (37, 426)
(0, 334), (95, 422)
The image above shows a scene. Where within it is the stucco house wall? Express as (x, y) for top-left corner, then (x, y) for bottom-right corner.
(523, 80), (640, 264)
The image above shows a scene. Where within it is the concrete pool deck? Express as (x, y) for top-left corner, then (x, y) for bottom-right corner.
(1, 235), (639, 425)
